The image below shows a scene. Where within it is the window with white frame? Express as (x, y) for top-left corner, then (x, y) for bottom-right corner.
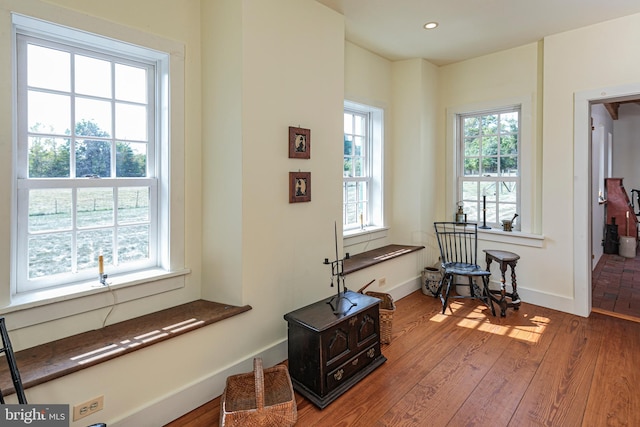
(343, 101), (383, 233)
(14, 16), (170, 294)
(458, 106), (520, 229)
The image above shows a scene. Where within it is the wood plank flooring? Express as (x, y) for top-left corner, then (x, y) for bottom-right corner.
(165, 290), (640, 426)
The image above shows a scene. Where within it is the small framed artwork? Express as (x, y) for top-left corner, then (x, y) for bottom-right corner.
(289, 171), (311, 203)
(289, 126), (310, 159)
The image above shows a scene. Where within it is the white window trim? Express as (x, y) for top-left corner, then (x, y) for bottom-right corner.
(2, 13), (187, 329)
(446, 96), (542, 247)
(343, 100), (384, 237)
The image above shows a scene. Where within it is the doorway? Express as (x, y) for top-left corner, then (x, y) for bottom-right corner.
(573, 83), (640, 319)
(588, 94), (640, 320)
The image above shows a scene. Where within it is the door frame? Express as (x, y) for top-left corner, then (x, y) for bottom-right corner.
(574, 83), (640, 317)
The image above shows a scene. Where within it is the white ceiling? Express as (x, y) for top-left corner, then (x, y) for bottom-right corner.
(316, 0), (640, 66)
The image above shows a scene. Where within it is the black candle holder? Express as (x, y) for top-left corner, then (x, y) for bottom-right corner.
(479, 195), (491, 229)
(324, 222), (356, 315)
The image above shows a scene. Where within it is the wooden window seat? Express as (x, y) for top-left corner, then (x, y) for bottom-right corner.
(343, 244), (425, 275)
(0, 300), (251, 397)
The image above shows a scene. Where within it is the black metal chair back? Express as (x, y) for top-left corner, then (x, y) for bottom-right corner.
(434, 222), (480, 268)
(0, 317), (27, 404)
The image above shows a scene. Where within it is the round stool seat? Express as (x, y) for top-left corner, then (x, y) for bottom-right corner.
(483, 249), (520, 263)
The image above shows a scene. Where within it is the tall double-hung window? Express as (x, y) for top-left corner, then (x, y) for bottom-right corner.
(14, 16), (169, 293)
(343, 101), (383, 233)
(458, 107), (520, 228)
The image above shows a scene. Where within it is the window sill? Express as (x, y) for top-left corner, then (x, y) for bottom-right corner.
(1, 268), (191, 330)
(478, 227), (544, 247)
(0, 299), (252, 398)
(343, 226), (389, 247)
(343, 244), (425, 275)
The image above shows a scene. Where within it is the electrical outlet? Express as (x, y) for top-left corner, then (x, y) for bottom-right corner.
(73, 395), (104, 421)
(378, 277), (386, 287)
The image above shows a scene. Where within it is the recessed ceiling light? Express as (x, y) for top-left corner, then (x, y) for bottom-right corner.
(424, 22), (438, 30)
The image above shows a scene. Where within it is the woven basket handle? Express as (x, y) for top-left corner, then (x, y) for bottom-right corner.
(357, 279), (376, 293)
(253, 358), (265, 410)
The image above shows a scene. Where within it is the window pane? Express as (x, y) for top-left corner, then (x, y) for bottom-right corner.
(28, 233), (72, 278)
(116, 142), (147, 177)
(481, 136), (498, 156)
(354, 136), (364, 156)
(462, 181), (478, 201)
(500, 156), (518, 176)
(463, 117), (479, 137)
(500, 112), (519, 132)
(480, 182), (496, 200)
(28, 91), (70, 134)
(463, 158), (479, 176)
(28, 137), (70, 178)
(344, 136), (353, 156)
(27, 44), (70, 92)
(343, 113), (352, 134)
(354, 114), (366, 135)
(75, 139), (111, 177)
(358, 181), (368, 202)
(485, 201), (497, 223)
(29, 189), (72, 232)
(464, 137), (479, 157)
(115, 103), (147, 141)
(499, 181), (517, 203)
(481, 114), (498, 134)
(482, 157), (498, 175)
(354, 158), (363, 177)
(118, 187), (150, 224)
(500, 135), (518, 155)
(345, 202), (357, 225)
(77, 229), (113, 271)
(77, 188), (114, 228)
(343, 158), (352, 177)
(499, 204), (517, 223)
(118, 224), (149, 262)
(462, 201), (479, 223)
(75, 54), (111, 98)
(115, 64), (147, 103)
(345, 181), (356, 204)
(76, 98), (112, 136)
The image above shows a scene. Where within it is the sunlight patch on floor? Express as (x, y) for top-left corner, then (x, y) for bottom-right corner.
(428, 301), (550, 343)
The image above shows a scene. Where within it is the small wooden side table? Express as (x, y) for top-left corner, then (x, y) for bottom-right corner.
(484, 249), (521, 317)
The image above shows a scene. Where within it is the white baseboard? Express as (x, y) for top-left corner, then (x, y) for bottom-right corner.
(110, 341), (288, 427)
(386, 276), (421, 300)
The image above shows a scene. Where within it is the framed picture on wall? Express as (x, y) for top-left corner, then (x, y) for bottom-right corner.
(289, 126), (311, 159)
(289, 171), (311, 203)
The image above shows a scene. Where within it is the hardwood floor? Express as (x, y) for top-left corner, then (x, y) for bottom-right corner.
(165, 290), (640, 426)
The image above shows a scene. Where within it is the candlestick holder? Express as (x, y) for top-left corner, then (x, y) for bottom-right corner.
(99, 273), (108, 286)
(479, 195), (491, 229)
(324, 222), (357, 315)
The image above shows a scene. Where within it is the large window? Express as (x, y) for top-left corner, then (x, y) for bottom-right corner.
(458, 107), (520, 229)
(14, 16), (169, 294)
(343, 101), (383, 233)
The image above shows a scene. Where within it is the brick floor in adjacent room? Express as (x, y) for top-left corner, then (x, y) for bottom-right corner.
(592, 251), (640, 318)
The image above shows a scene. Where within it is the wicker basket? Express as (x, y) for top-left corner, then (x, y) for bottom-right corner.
(220, 358), (297, 427)
(358, 281), (396, 344)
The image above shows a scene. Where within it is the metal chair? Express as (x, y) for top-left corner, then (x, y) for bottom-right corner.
(433, 222), (496, 316)
(0, 317), (27, 404)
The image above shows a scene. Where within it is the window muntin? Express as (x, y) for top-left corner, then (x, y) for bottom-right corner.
(458, 107), (520, 228)
(16, 33), (158, 293)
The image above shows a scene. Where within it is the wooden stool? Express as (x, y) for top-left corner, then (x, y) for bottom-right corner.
(484, 249), (521, 317)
